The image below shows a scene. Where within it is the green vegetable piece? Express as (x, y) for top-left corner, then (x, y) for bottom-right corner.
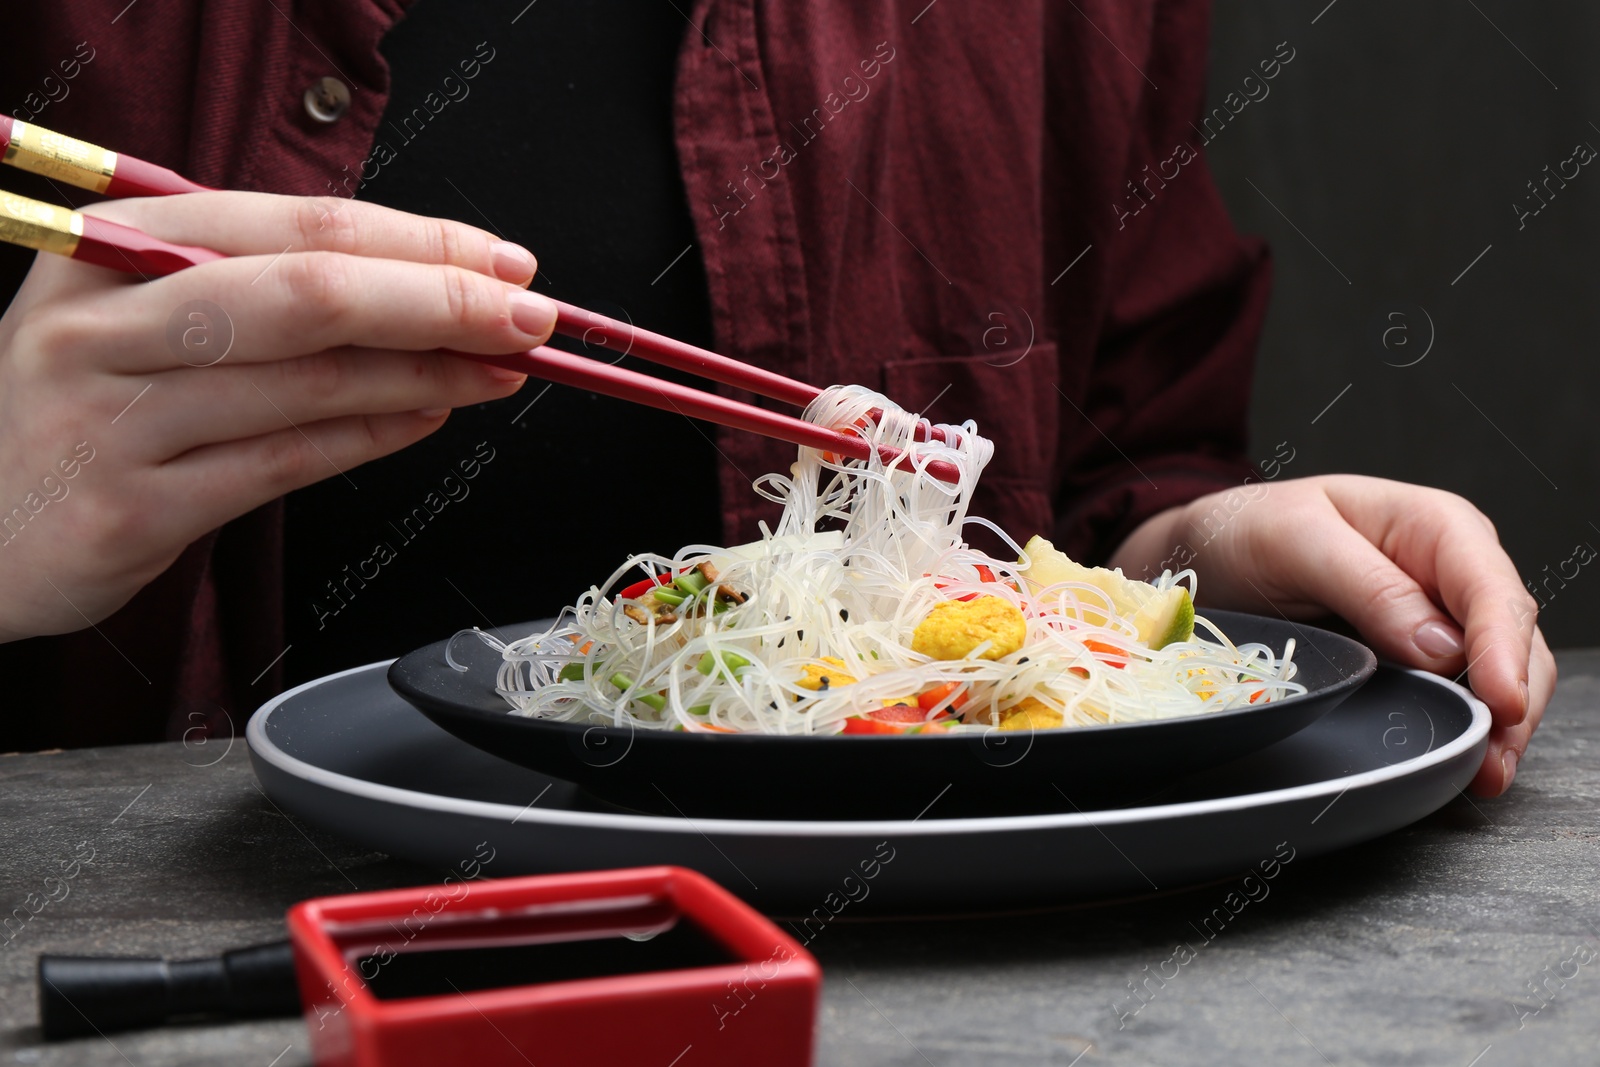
(558, 663), (587, 682)
(696, 650), (751, 677)
(653, 588), (687, 606)
(688, 704), (710, 716)
(607, 672), (664, 711)
(673, 571), (710, 596)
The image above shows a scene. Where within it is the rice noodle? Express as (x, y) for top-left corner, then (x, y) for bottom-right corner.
(456, 385), (1305, 733)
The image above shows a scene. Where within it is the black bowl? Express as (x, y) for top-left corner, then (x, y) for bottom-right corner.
(386, 610), (1376, 820)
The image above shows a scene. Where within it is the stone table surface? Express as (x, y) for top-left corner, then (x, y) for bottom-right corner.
(2, 653), (1599, 1067)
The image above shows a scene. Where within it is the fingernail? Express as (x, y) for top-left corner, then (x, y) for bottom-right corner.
(417, 407), (449, 419)
(1412, 619), (1465, 659)
(509, 289), (557, 339)
(1501, 748), (1519, 788)
(490, 242), (537, 284)
(484, 364), (527, 385)
(1518, 680), (1530, 717)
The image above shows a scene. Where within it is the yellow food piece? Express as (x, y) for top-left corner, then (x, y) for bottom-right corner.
(1018, 534), (1194, 649)
(881, 696), (917, 707)
(965, 704), (1000, 726)
(1077, 702), (1110, 724)
(911, 596), (1028, 661)
(999, 696), (1065, 731)
(795, 657), (856, 692)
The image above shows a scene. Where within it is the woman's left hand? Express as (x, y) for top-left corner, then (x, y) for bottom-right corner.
(1113, 474), (1555, 796)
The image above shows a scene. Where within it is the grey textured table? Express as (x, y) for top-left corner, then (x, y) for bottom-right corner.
(2, 654), (1598, 1067)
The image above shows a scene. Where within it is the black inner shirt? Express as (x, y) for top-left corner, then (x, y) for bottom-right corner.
(282, 0), (720, 683)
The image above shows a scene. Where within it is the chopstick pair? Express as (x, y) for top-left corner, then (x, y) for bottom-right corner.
(0, 117), (961, 482)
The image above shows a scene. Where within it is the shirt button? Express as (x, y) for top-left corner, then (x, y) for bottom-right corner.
(303, 77), (351, 124)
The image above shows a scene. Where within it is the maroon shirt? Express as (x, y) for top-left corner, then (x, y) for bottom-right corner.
(0, 0), (1267, 749)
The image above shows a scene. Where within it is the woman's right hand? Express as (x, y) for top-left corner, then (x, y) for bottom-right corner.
(0, 191), (555, 643)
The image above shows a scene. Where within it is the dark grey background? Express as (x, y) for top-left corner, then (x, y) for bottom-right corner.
(1204, 1), (1598, 646)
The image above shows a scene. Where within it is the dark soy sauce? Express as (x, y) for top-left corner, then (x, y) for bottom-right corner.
(358, 919), (737, 1000)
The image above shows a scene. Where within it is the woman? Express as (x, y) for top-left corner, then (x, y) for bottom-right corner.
(0, 0), (1548, 793)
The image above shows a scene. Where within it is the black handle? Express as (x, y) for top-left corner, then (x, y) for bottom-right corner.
(38, 940), (300, 1040)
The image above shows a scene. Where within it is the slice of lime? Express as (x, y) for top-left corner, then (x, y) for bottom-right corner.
(1017, 535), (1194, 650)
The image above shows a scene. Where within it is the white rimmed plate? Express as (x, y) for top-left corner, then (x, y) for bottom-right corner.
(247, 660), (1487, 915)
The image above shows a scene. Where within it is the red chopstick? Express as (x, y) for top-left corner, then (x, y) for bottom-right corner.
(0, 187), (962, 482)
(551, 300), (819, 408)
(547, 301), (954, 445)
(0, 116), (208, 199)
(474, 348), (962, 482)
(0, 189), (224, 275)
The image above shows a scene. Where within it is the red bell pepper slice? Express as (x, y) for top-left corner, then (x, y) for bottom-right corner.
(916, 681), (968, 714)
(870, 703), (930, 723)
(1082, 638), (1127, 668)
(841, 717), (903, 734)
(839, 698), (957, 734)
(617, 574), (674, 601)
